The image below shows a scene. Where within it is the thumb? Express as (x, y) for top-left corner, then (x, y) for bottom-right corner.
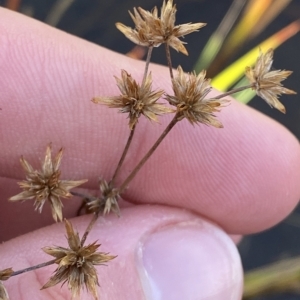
(1, 206), (243, 300)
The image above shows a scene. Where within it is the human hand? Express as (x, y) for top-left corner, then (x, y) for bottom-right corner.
(1, 7), (300, 300)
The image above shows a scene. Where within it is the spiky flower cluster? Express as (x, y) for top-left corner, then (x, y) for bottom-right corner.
(9, 144), (87, 222)
(116, 0), (206, 55)
(245, 48), (296, 113)
(87, 179), (120, 216)
(0, 268), (13, 300)
(42, 220), (116, 300)
(92, 70), (171, 129)
(166, 66), (227, 127)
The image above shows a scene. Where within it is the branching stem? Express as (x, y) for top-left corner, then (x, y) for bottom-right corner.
(213, 84), (255, 99)
(117, 113), (179, 194)
(165, 43), (174, 80)
(142, 46), (154, 86)
(11, 259), (56, 277)
(111, 46), (154, 186)
(81, 212), (99, 246)
(71, 191), (95, 201)
(110, 124), (136, 185)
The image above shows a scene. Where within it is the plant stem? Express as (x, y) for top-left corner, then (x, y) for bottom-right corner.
(165, 43), (174, 80)
(111, 46), (153, 185)
(110, 124), (136, 185)
(213, 84), (255, 99)
(117, 113), (179, 194)
(71, 191), (94, 201)
(11, 259), (56, 277)
(70, 191), (98, 215)
(142, 46), (153, 86)
(81, 212), (99, 246)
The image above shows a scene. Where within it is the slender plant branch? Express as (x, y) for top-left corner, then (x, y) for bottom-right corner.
(213, 83), (255, 99)
(70, 191), (97, 215)
(165, 43), (174, 80)
(111, 46), (153, 186)
(76, 200), (87, 216)
(117, 113), (179, 194)
(110, 124), (136, 185)
(142, 46), (154, 86)
(81, 212), (99, 246)
(11, 259), (56, 277)
(71, 191), (94, 201)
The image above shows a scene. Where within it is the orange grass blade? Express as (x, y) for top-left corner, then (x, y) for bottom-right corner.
(126, 46), (146, 59)
(5, 0), (21, 11)
(249, 0), (292, 39)
(221, 0), (272, 56)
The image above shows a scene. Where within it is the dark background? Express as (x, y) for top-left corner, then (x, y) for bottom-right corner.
(1, 0), (299, 299)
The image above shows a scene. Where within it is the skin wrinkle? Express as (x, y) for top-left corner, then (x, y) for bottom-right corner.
(22, 263), (53, 300)
(0, 26), (9, 65)
(19, 270), (68, 300)
(2, 226), (69, 300)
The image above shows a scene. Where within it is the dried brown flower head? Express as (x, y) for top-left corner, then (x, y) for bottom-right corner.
(87, 179), (120, 216)
(9, 144), (88, 222)
(0, 268), (13, 300)
(166, 66), (227, 127)
(116, 0), (206, 55)
(42, 219), (116, 300)
(0, 282), (9, 300)
(245, 48), (296, 113)
(92, 70), (172, 129)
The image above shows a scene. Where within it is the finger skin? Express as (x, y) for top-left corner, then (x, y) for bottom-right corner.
(0, 8), (300, 235)
(1, 206), (243, 300)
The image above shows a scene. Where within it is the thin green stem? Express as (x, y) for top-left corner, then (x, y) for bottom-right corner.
(165, 43), (174, 80)
(117, 113), (179, 194)
(213, 84), (255, 99)
(11, 259), (56, 277)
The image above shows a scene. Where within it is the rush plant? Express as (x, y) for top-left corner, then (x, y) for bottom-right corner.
(1, 1), (296, 299)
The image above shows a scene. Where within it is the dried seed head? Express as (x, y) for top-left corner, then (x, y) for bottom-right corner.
(42, 219), (116, 300)
(0, 268), (13, 300)
(116, 0), (206, 55)
(0, 282), (9, 300)
(87, 179), (120, 216)
(245, 48), (296, 113)
(166, 66), (227, 127)
(116, 7), (155, 48)
(9, 144), (88, 222)
(92, 70), (172, 129)
(0, 269), (13, 282)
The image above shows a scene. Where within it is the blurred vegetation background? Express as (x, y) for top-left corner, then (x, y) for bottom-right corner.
(1, 0), (299, 299)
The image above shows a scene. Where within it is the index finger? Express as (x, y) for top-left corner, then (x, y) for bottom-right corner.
(0, 8), (299, 235)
